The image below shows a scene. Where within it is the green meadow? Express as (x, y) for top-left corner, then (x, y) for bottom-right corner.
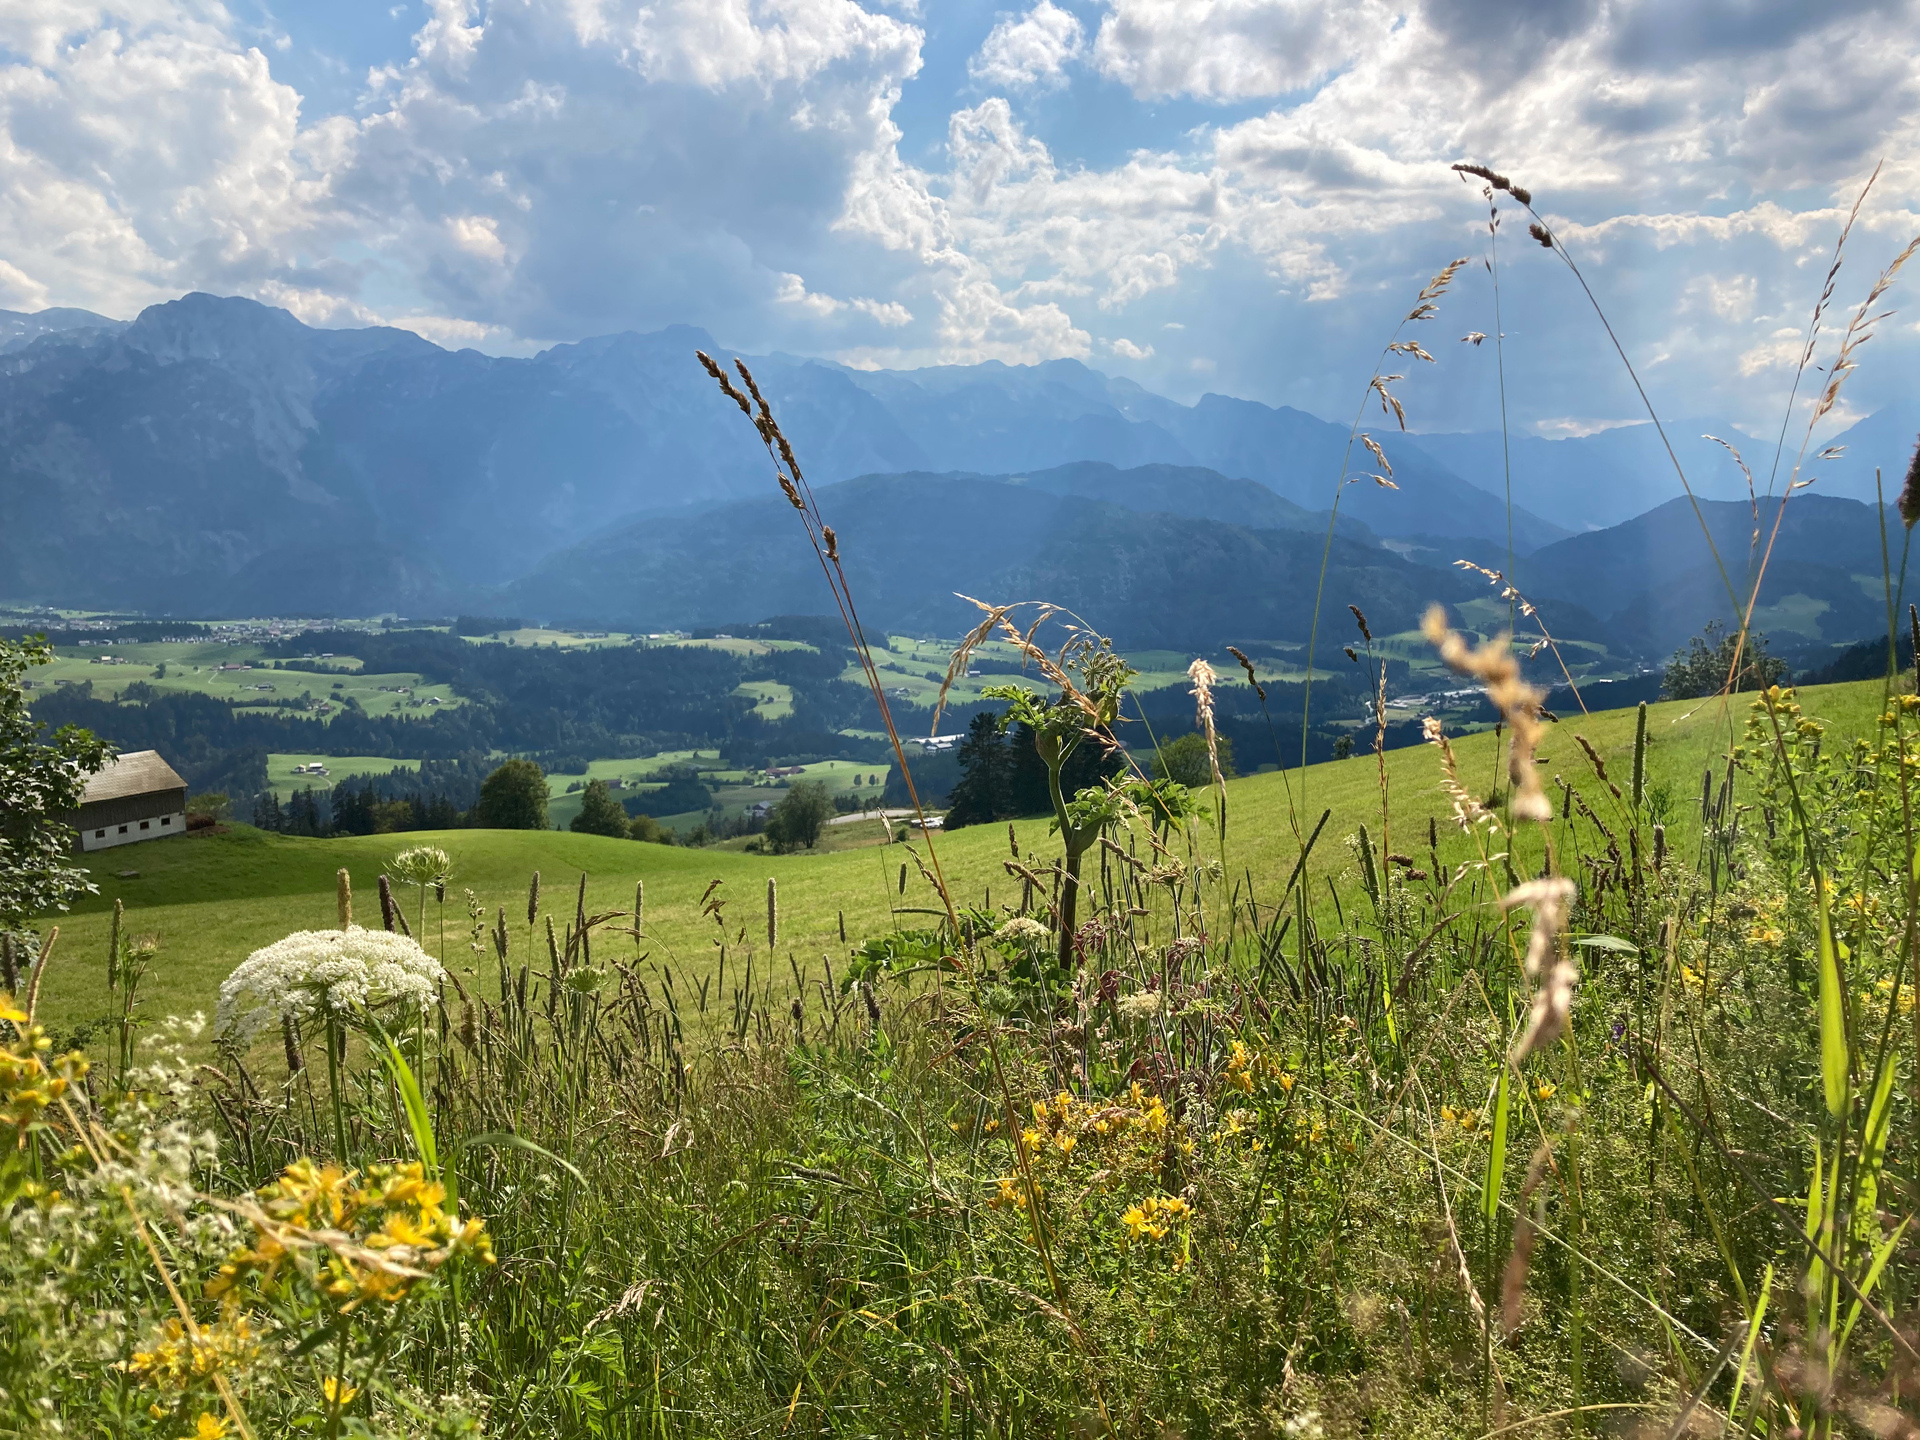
(38, 677), (1889, 1046)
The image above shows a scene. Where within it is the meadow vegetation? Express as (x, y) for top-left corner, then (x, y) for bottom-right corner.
(7, 160), (1920, 1440)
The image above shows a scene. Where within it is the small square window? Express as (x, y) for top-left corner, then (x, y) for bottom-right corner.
(139, 820), (150, 830)
(95, 829), (105, 838)
(161, 816), (171, 826)
(118, 825), (128, 834)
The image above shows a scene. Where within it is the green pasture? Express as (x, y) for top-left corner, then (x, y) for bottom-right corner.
(468, 627), (633, 648)
(33, 677), (1895, 1050)
(31, 642), (460, 719)
(265, 753), (414, 798)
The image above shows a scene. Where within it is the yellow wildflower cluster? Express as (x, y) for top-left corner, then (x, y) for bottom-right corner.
(1880, 694), (1920, 726)
(1019, 1083), (1172, 1162)
(1437, 1105), (1483, 1133)
(1119, 1193), (1193, 1243)
(1220, 1040), (1292, 1097)
(989, 1083), (1182, 1211)
(1874, 976), (1917, 1017)
(2, 995), (88, 1148)
(988, 1174), (1040, 1211)
(208, 1159), (494, 1313)
(122, 1314), (260, 1393)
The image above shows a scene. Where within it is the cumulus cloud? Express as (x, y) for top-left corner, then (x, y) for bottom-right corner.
(1093, 0), (1391, 100)
(970, 1), (1084, 90)
(0, 0), (1916, 427)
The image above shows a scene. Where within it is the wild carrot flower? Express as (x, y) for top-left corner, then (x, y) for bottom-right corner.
(216, 928), (444, 1042)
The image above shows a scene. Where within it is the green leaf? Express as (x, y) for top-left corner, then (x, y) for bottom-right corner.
(1815, 872), (1849, 1121)
(1838, 1218), (1909, 1356)
(1482, 1069), (1510, 1225)
(365, 1013), (446, 1206)
(1571, 934), (1638, 953)
(453, 1130), (588, 1186)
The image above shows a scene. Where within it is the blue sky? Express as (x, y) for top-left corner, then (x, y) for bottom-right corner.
(1, 0), (1915, 438)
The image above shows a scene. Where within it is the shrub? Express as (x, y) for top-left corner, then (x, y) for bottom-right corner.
(1149, 730), (1236, 787)
(763, 778), (832, 851)
(1662, 619), (1788, 698)
(570, 778), (631, 838)
(472, 758), (549, 829)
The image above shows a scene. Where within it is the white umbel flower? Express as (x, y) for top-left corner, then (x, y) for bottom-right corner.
(995, 917), (1050, 947)
(216, 926), (445, 1041)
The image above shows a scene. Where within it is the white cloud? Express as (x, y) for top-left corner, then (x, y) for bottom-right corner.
(0, 0), (1915, 429)
(970, 2), (1084, 90)
(1108, 336), (1153, 359)
(1093, 0), (1390, 100)
(775, 271), (912, 325)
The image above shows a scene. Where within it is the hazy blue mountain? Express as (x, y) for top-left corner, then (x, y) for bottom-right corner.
(1406, 421), (1768, 532)
(820, 361), (1570, 551)
(0, 289), (1905, 633)
(504, 464), (1480, 650)
(1464, 493), (1911, 654)
(1796, 403), (1920, 505)
(0, 305), (123, 353)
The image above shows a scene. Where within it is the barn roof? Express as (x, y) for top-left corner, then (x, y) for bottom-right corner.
(80, 751), (187, 805)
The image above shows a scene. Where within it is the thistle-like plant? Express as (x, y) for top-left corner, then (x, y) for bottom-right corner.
(981, 635), (1136, 970)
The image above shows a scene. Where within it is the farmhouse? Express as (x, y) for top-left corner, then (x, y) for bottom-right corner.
(65, 750), (189, 852)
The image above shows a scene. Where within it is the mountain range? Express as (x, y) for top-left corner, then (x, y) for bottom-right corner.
(0, 293), (1912, 657)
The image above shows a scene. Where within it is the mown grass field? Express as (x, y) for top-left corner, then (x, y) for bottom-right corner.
(35, 676), (1892, 1047)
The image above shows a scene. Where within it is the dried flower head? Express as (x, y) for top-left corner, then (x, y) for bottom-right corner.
(1527, 223), (1553, 249)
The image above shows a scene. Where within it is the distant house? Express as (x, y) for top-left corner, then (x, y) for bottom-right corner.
(65, 751), (189, 852)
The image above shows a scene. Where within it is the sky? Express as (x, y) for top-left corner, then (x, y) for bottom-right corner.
(1, 0), (1916, 435)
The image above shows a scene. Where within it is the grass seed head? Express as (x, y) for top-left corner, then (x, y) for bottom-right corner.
(1421, 606), (1552, 822)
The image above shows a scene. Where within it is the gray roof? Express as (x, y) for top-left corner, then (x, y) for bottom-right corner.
(80, 750), (187, 804)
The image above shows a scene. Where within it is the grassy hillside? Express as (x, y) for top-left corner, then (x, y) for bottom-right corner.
(35, 676), (1892, 1044)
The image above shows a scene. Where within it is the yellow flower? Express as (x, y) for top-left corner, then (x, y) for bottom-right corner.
(1121, 1204), (1149, 1240)
(1535, 1083), (1556, 1101)
(187, 1413), (229, 1440)
(1277, 1072), (1295, 1093)
(321, 1376), (358, 1407)
(984, 1118), (999, 1133)
(1055, 1132), (1076, 1155)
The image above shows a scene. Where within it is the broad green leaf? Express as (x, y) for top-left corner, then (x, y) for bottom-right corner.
(1815, 873), (1848, 1121)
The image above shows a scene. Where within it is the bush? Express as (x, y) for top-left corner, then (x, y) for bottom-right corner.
(763, 779), (833, 852)
(473, 758), (549, 829)
(570, 778), (632, 838)
(186, 791), (231, 822)
(1148, 731), (1235, 787)
(1662, 619), (1788, 699)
